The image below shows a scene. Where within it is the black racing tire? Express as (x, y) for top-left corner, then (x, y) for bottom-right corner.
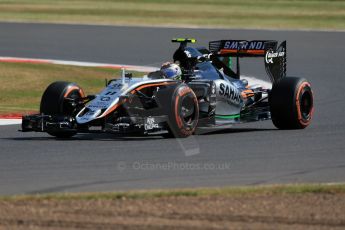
(269, 77), (314, 129)
(40, 81), (85, 138)
(166, 84), (199, 138)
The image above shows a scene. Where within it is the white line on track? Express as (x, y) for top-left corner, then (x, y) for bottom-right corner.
(0, 56), (158, 72)
(0, 119), (21, 126)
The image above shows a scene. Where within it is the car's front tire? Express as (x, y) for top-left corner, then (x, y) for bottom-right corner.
(166, 84), (199, 138)
(40, 81), (85, 138)
(269, 77), (314, 129)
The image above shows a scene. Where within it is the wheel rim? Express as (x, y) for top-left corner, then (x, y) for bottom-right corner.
(63, 89), (81, 115)
(180, 95), (197, 126)
(299, 88), (313, 120)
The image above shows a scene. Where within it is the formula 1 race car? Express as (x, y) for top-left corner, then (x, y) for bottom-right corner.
(21, 38), (314, 138)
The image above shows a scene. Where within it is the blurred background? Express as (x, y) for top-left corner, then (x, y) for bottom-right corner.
(0, 0), (344, 30)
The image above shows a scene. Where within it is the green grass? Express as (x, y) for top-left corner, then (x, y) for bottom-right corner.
(0, 0), (344, 30)
(0, 62), (143, 114)
(2, 183), (345, 201)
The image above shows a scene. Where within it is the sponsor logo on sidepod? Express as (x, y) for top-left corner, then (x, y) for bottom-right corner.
(219, 83), (241, 105)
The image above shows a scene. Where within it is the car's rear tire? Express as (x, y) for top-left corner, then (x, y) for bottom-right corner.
(166, 84), (199, 138)
(40, 81), (85, 138)
(269, 77), (314, 129)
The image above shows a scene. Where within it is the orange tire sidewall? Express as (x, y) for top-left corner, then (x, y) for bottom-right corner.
(295, 82), (314, 126)
(64, 85), (85, 98)
(174, 86), (199, 136)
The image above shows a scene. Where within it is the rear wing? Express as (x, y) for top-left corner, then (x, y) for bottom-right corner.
(209, 40), (287, 83)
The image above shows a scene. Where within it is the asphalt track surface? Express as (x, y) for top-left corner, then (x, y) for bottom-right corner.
(0, 23), (344, 195)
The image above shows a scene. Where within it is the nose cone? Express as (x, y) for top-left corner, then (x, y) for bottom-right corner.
(76, 109), (102, 124)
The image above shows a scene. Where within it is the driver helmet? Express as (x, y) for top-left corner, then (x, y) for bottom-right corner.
(160, 62), (182, 80)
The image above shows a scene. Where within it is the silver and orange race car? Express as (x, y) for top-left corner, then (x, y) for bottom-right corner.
(21, 38), (314, 138)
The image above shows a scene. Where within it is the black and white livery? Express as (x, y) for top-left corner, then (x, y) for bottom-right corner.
(22, 38), (314, 138)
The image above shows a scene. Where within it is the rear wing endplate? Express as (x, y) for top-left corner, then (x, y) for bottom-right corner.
(209, 40), (286, 83)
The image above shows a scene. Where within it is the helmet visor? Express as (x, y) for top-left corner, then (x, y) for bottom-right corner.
(162, 68), (177, 78)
